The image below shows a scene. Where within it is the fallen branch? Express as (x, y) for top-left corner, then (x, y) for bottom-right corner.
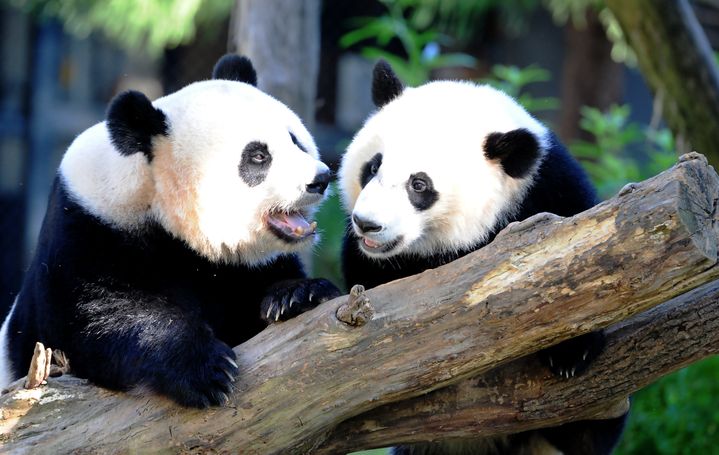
(317, 278), (719, 452)
(0, 153), (718, 454)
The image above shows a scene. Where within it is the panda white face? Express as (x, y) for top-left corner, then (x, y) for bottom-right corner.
(60, 56), (330, 266)
(339, 74), (548, 259)
(151, 81), (329, 265)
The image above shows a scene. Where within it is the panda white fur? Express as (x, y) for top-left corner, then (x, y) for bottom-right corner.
(339, 61), (626, 454)
(0, 55), (340, 407)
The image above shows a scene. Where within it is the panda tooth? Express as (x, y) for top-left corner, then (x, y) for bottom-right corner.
(293, 226), (305, 236)
(309, 221), (318, 232)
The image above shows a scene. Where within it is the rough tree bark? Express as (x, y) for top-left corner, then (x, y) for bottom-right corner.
(0, 153), (718, 454)
(604, 0), (719, 163)
(318, 278), (719, 452)
(229, 0), (320, 130)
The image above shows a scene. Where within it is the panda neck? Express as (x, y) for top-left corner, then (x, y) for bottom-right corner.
(45, 177), (242, 283)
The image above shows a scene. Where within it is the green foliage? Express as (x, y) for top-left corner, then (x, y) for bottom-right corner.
(616, 356), (719, 455)
(392, 0), (539, 42)
(3, 0), (233, 53)
(597, 8), (636, 65)
(311, 185), (347, 292)
(570, 104), (675, 199)
(542, 0), (636, 65)
(543, 0), (601, 25)
(340, 0), (476, 86)
(481, 64), (559, 114)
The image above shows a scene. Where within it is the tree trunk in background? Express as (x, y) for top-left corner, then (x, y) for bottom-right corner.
(558, 10), (623, 142)
(229, 0), (320, 131)
(605, 0), (719, 164)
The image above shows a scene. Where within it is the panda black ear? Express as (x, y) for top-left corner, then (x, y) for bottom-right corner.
(106, 90), (168, 161)
(212, 54), (258, 87)
(484, 128), (541, 179)
(372, 59), (404, 108)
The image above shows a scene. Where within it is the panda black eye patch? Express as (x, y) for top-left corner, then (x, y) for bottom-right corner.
(289, 132), (308, 153)
(239, 141), (272, 187)
(360, 153), (383, 188)
(406, 172), (438, 211)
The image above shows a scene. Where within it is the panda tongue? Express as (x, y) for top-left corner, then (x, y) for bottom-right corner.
(269, 212), (314, 238)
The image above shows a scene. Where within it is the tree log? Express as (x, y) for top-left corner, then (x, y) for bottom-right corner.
(317, 278), (719, 452)
(604, 0), (719, 163)
(0, 153), (718, 453)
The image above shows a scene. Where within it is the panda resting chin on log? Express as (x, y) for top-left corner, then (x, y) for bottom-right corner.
(339, 60), (627, 455)
(0, 54), (340, 408)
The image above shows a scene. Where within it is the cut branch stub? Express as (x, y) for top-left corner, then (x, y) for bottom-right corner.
(336, 284), (374, 326)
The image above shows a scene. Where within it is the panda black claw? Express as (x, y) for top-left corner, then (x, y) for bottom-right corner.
(260, 278), (341, 323)
(223, 369), (236, 383)
(219, 392), (230, 404)
(223, 355), (239, 370)
(539, 331), (606, 379)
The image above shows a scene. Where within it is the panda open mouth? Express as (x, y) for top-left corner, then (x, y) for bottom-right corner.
(358, 235), (402, 254)
(265, 211), (317, 243)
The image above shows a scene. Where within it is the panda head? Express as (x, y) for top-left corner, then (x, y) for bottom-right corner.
(60, 54), (331, 265)
(339, 60), (549, 259)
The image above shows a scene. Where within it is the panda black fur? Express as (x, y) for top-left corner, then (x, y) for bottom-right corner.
(0, 55), (340, 408)
(339, 61), (626, 454)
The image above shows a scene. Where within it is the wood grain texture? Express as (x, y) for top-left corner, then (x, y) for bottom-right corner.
(317, 279), (719, 452)
(0, 154), (718, 454)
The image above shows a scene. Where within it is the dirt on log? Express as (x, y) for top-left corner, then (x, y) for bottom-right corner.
(0, 153), (718, 454)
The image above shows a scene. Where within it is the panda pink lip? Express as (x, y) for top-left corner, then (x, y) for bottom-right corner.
(358, 235), (403, 254)
(265, 211), (317, 243)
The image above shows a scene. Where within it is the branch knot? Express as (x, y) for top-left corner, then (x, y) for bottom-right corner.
(336, 285), (374, 326)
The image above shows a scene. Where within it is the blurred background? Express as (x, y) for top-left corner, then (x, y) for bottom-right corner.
(0, 0), (716, 453)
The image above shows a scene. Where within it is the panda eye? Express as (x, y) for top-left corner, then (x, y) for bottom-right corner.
(410, 178), (427, 193)
(370, 163), (379, 175)
(250, 151), (269, 164)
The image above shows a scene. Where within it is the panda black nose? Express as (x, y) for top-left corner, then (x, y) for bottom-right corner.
(353, 214), (382, 233)
(306, 170), (331, 194)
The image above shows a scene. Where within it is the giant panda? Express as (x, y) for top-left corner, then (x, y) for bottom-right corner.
(0, 54), (341, 408)
(339, 61), (627, 454)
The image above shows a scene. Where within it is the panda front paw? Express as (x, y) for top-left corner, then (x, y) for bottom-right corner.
(260, 278), (342, 323)
(539, 331), (606, 379)
(161, 338), (239, 408)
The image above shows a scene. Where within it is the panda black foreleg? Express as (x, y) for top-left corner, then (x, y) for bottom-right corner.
(538, 410), (629, 455)
(538, 330), (606, 378)
(536, 331), (628, 454)
(260, 278), (341, 323)
(70, 291), (238, 408)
